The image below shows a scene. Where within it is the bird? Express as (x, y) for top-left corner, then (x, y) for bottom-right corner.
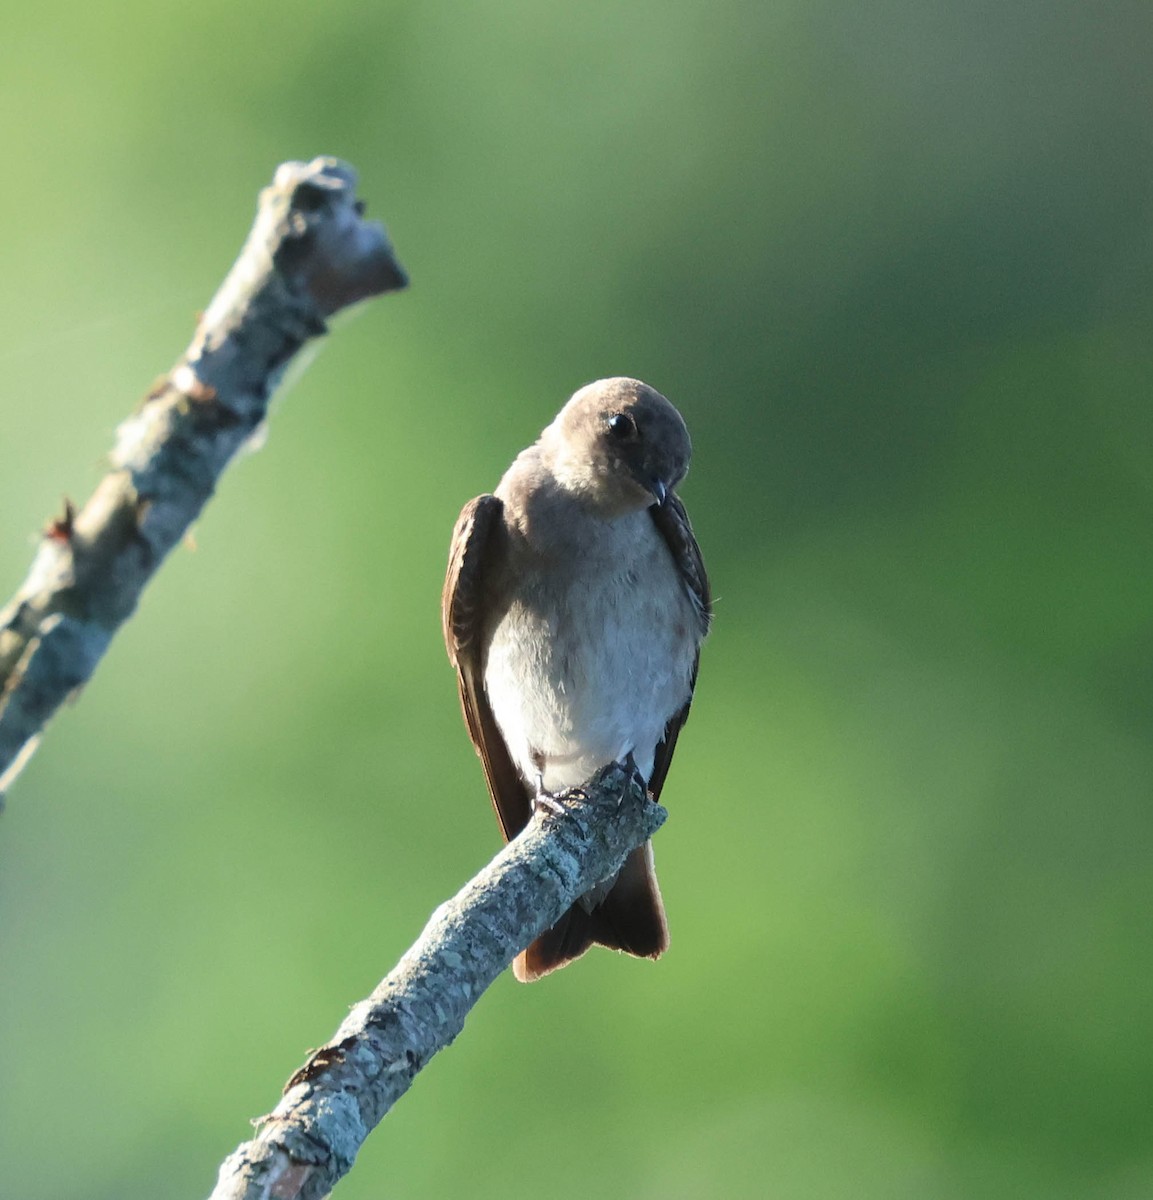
(442, 377), (710, 981)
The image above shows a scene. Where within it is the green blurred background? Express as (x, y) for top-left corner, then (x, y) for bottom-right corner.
(2, 1), (1152, 1197)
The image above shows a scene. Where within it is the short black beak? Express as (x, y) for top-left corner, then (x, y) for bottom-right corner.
(649, 478), (668, 507)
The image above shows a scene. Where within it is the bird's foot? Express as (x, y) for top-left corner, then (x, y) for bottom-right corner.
(533, 791), (566, 817)
(616, 751), (647, 806)
(533, 772), (567, 818)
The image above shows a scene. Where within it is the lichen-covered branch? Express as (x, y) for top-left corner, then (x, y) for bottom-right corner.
(0, 157), (406, 795)
(208, 762), (667, 1200)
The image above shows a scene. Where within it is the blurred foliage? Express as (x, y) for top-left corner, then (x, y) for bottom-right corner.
(2, 1), (1153, 1197)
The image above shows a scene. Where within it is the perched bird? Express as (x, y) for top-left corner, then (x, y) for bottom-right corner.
(442, 377), (710, 981)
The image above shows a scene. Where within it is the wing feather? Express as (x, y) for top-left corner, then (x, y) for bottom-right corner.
(442, 495), (533, 842)
(647, 493), (711, 801)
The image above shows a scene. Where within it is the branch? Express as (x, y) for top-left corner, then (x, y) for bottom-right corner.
(0, 157), (407, 796)
(208, 762), (667, 1200)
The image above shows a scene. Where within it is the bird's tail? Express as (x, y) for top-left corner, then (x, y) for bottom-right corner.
(513, 841), (669, 982)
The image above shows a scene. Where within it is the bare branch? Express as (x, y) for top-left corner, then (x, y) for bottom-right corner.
(208, 762), (667, 1200)
(0, 158), (407, 795)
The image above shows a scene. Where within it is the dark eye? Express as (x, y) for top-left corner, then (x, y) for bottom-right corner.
(606, 412), (637, 440)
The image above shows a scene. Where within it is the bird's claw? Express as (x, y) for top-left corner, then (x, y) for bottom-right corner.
(533, 790), (567, 818)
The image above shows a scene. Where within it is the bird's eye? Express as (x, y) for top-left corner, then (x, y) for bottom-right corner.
(606, 412), (637, 440)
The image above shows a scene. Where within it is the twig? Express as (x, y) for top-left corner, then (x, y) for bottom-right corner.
(207, 762), (667, 1200)
(0, 158), (407, 795)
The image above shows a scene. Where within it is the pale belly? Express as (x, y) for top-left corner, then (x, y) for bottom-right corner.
(483, 551), (697, 793)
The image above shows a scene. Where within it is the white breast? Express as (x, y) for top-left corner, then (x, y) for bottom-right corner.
(483, 509), (698, 793)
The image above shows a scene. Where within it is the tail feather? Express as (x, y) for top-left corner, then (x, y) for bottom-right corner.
(514, 842), (668, 982)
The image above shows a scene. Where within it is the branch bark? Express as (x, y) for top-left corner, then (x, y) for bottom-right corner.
(208, 762), (667, 1200)
(0, 157), (407, 795)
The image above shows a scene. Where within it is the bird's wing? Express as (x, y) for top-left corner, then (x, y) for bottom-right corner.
(442, 494), (533, 842)
(646, 492), (712, 801)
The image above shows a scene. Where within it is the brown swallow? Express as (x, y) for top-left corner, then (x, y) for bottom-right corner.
(443, 377), (710, 981)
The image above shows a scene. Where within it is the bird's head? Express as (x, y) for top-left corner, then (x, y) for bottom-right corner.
(543, 377), (692, 517)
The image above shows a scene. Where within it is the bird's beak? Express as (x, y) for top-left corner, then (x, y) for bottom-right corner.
(649, 478), (668, 507)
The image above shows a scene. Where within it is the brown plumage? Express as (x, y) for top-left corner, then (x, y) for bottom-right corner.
(443, 378), (710, 980)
